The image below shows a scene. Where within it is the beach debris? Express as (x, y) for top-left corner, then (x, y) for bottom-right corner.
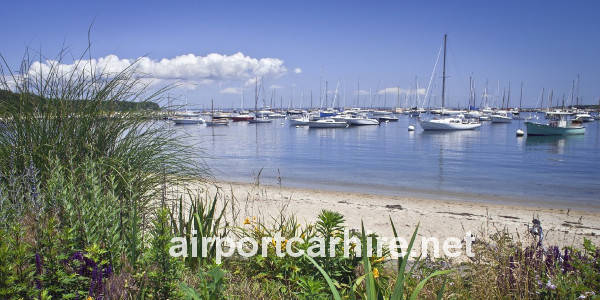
(385, 204), (403, 210)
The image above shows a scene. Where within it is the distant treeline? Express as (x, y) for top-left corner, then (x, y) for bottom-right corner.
(0, 89), (160, 112)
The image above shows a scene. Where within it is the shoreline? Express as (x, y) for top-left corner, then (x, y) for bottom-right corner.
(211, 180), (600, 249)
(211, 175), (600, 213)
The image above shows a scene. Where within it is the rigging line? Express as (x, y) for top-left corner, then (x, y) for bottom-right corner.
(422, 39), (443, 109)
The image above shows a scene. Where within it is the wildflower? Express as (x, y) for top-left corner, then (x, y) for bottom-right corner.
(300, 233), (306, 239)
(375, 256), (385, 263)
(87, 297), (93, 300)
(546, 280), (556, 290)
(372, 268), (380, 278)
(252, 216), (257, 222)
(350, 242), (357, 250)
(243, 217), (251, 225)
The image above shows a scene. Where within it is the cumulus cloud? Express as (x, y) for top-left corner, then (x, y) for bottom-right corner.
(377, 87), (426, 96)
(26, 52), (288, 90)
(293, 68), (302, 74)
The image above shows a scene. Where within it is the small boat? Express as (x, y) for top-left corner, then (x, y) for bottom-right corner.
(231, 114), (254, 121)
(525, 112), (584, 136)
(479, 114), (492, 121)
(346, 115), (379, 126)
(490, 111), (512, 123)
(574, 113), (594, 123)
(205, 99), (228, 126)
(308, 118), (348, 128)
(172, 117), (204, 125)
(377, 115), (399, 122)
(205, 119), (229, 126)
(248, 117), (272, 124)
(289, 117), (310, 126)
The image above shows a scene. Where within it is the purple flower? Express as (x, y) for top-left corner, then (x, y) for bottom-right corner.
(546, 280), (556, 290)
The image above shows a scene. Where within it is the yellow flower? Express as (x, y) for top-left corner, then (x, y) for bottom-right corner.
(372, 268), (380, 279)
(87, 297), (94, 300)
(271, 239), (277, 247)
(350, 242), (356, 249)
(375, 256), (385, 263)
(252, 216), (257, 221)
(243, 217), (251, 225)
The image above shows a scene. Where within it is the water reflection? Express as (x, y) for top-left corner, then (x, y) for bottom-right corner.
(525, 135), (585, 155)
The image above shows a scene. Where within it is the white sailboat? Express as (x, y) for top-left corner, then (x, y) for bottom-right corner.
(420, 35), (481, 131)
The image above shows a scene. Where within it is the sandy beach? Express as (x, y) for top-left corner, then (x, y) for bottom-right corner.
(206, 180), (600, 252)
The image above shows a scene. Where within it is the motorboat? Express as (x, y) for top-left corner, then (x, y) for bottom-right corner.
(574, 113), (594, 123)
(231, 114), (254, 121)
(248, 116), (272, 124)
(289, 116), (310, 126)
(346, 114), (379, 126)
(172, 117), (204, 125)
(490, 111), (512, 123)
(525, 112), (584, 136)
(308, 118), (348, 128)
(205, 119), (229, 126)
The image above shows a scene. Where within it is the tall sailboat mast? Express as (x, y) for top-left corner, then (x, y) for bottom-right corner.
(441, 34), (447, 112)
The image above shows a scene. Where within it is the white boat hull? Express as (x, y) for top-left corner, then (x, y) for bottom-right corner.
(289, 118), (309, 126)
(308, 120), (348, 128)
(347, 118), (379, 126)
(420, 119), (481, 131)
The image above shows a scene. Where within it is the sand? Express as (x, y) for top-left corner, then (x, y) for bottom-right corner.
(205, 180), (600, 252)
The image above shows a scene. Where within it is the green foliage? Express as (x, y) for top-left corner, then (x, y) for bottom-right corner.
(144, 208), (183, 299)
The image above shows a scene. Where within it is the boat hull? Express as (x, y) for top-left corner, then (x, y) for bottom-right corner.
(347, 118), (379, 126)
(491, 116), (512, 123)
(420, 119), (481, 131)
(525, 122), (585, 136)
(308, 121), (348, 128)
(173, 118), (204, 125)
(289, 118), (309, 126)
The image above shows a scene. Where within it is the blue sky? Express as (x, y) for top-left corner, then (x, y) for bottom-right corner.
(1, 1), (599, 109)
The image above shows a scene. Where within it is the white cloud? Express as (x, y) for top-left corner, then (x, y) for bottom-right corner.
(293, 67), (302, 74)
(270, 84), (284, 89)
(26, 52), (288, 90)
(219, 87), (242, 94)
(377, 87), (426, 96)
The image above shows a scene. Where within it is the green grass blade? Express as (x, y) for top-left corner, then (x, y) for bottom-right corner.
(436, 278), (448, 300)
(303, 251), (342, 300)
(361, 220), (377, 300)
(391, 223), (419, 300)
(409, 270), (454, 300)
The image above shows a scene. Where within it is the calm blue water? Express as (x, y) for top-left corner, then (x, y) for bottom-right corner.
(173, 113), (600, 210)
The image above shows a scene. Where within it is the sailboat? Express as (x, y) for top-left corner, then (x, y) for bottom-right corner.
(419, 35), (481, 131)
(172, 97), (205, 124)
(248, 77), (272, 124)
(205, 99), (229, 126)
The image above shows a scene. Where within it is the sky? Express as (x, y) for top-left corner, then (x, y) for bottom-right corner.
(1, 0), (599, 109)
